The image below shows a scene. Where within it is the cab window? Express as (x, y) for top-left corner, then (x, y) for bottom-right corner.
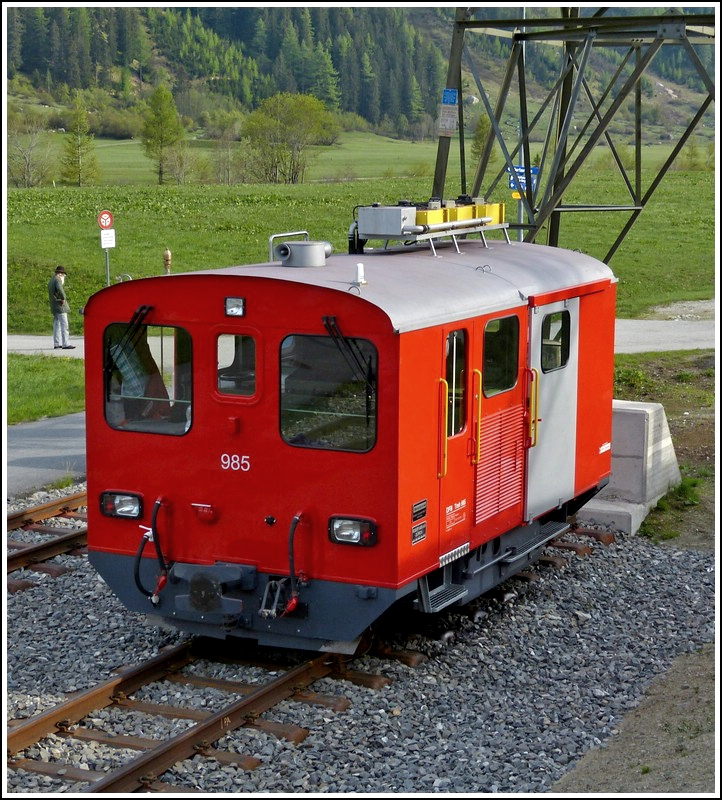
(217, 334), (256, 396)
(541, 310), (571, 372)
(280, 334), (377, 452)
(104, 323), (192, 434)
(445, 329), (466, 436)
(483, 316), (519, 396)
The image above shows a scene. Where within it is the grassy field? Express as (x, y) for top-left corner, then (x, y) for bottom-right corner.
(6, 168), (714, 337)
(4, 129), (716, 430)
(39, 130), (456, 186)
(38, 130), (692, 186)
(6, 353), (86, 425)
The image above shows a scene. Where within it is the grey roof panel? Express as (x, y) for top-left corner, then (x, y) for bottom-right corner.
(198, 239), (615, 333)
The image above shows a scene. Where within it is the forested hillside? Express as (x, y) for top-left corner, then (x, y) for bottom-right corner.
(6, 6), (714, 134)
(7, 6), (447, 137)
(6, 6), (714, 189)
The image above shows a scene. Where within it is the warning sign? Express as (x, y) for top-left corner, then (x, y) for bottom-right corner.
(98, 210), (114, 229)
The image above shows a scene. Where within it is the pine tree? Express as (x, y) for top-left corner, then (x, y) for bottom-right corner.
(309, 43), (340, 109)
(6, 7), (24, 79)
(141, 84), (185, 184)
(60, 91), (100, 187)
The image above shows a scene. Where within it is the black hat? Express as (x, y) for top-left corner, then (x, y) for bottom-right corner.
(55, 265), (66, 274)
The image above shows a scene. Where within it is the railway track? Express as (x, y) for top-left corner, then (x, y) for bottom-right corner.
(7, 492), (88, 591)
(7, 636), (425, 793)
(6, 491), (621, 792)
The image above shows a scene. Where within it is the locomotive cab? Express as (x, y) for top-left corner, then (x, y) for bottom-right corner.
(85, 210), (616, 653)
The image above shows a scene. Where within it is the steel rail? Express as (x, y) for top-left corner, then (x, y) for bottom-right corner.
(7, 492), (88, 530)
(7, 528), (88, 573)
(6, 641), (196, 756)
(83, 653), (338, 793)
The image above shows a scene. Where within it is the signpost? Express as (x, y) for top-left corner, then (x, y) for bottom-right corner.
(438, 88), (459, 137)
(98, 209), (115, 286)
(507, 166), (539, 241)
(507, 165), (539, 192)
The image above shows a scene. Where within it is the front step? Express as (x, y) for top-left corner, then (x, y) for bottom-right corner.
(499, 521), (571, 565)
(424, 582), (468, 613)
(415, 567), (469, 613)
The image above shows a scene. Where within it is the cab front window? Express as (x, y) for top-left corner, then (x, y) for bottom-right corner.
(217, 334), (256, 396)
(104, 323), (192, 434)
(280, 334), (377, 452)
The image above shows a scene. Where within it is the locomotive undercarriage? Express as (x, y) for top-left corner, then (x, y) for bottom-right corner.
(91, 514), (574, 654)
(413, 480), (609, 616)
(89, 550), (417, 654)
(414, 518), (570, 615)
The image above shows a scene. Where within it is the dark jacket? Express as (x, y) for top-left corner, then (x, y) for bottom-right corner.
(48, 275), (70, 315)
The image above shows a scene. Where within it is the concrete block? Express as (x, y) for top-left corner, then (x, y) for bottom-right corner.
(576, 399), (681, 534)
(602, 399), (681, 504)
(576, 499), (648, 535)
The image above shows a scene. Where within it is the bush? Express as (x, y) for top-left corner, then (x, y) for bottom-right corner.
(93, 108), (144, 139)
(336, 111), (372, 132)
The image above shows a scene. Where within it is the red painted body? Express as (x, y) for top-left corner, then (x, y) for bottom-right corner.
(84, 233), (616, 652)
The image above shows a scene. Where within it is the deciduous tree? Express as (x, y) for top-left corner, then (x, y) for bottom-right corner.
(243, 92), (339, 184)
(7, 110), (53, 188)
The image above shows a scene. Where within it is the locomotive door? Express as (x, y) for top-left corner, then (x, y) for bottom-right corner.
(473, 313), (527, 538)
(525, 298), (580, 521)
(437, 327), (474, 553)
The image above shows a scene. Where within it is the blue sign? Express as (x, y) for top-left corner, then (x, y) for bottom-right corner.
(442, 88), (458, 105)
(507, 165), (539, 192)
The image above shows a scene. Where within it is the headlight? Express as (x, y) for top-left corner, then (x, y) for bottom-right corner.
(328, 516), (377, 546)
(225, 297), (245, 316)
(100, 492), (143, 519)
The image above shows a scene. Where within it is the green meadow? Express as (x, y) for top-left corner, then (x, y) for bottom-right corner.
(5, 131), (715, 426)
(41, 129), (691, 186)
(6, 132), (715, 339)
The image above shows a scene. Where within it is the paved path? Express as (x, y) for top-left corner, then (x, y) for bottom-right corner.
(613, 319), (715, 354)
(4, 320), (717, 498)
(4, 317), (717, 361)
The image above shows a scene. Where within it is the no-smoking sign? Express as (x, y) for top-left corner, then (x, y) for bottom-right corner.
(98, 209), (114, 229)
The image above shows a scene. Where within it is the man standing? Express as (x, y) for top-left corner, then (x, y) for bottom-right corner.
(48, 265), (75, 350)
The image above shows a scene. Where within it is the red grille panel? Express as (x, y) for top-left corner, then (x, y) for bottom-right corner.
(475, 405), (525, 524)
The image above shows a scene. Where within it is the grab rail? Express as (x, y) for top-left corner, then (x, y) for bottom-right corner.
(438, 378), (449, 478)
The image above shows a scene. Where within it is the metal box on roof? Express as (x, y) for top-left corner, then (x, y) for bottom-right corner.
(357, 205), (417, 238)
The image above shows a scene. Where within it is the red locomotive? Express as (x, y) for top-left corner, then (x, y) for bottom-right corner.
(84, 200), (616, 653)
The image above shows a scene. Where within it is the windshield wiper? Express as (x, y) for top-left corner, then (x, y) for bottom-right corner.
(104, 305), (152, 396)
(322, 316), (375, 397)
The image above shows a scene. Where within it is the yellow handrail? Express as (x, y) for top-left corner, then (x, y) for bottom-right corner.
(472, 369), (482, 464)
(528, 368), (540, 447)
(439, 378), (449, 478)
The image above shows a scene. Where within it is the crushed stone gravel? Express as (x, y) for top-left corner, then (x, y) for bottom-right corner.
(6, 483), (715, 793)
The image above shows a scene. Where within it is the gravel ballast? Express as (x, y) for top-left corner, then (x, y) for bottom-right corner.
(6, 483), (715, 794)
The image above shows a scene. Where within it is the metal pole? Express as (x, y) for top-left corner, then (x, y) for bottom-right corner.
(105, 249), (110, 287)
(518, 6), (525, 242)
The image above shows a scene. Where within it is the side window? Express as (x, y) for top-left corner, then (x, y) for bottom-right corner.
(105, 323), (192, 434)
(483, 316), (519, 396)
(541, 310), (571, 372)
(217, 334), (256, 396)
(280, 334), (377, 452)
(445, 329), (466, 436)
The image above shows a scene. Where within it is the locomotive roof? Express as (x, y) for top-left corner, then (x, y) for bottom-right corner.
(195, 238), (616, 333)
